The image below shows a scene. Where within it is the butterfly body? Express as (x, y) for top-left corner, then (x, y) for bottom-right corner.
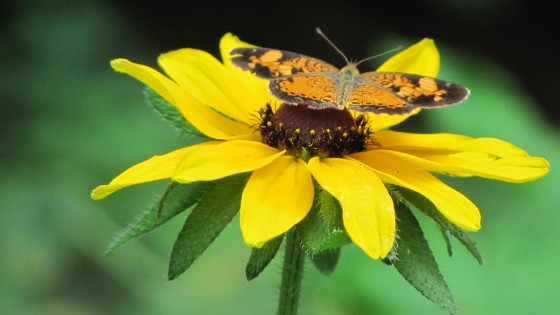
(332, 64), (361, 108)
(230, 47), (469, 115)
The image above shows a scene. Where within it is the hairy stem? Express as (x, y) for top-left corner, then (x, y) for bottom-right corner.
(277, 230), (305, 315)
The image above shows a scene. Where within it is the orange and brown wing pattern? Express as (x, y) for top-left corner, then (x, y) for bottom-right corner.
(347, 82), (416, 114)
(229, 47), (339, 79)
(360, 72), (470, 109)
(269, 75), (338, 108)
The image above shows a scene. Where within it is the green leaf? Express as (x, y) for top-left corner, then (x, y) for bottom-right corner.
(393, 201), (458, 315)
(105, 181), (207, 257)
(245, 235), (284, 280)
(144, 88), (210, 143)
(308, 247), (340, 275)
(391, 185), (483, 264)
(297, 187), (350, 252)
(168, 173), (248, 280)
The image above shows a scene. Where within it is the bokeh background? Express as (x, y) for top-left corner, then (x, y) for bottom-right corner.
(1, 0), (558, 314)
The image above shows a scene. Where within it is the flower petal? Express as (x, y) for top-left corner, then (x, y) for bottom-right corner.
(308, 157), (395, 259)
(219, 33), (254, 69)
(173, 140), (285, 182)
(374, 131), (550, 182)
(91, 145), (214, 200)
(219, 33), (272, 108)
(394, 151), (549, 183)
(240, 156), (313, 247)
(350, 150), (481, 231)
(377, 38), (440, 77)
(159, 48), (260, 123)
(364, 108), (421, 132)
(111, 58), (252, 140)
(376, 131), (513, 155)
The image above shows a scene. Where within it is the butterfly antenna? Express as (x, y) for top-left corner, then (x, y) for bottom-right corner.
(354, 45), (403, 67)
(316, 27), (350, 64)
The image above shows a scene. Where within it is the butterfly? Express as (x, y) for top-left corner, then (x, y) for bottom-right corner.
(229, 29), (469, 115)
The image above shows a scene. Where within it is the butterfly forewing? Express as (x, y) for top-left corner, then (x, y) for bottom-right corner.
(230, 48), (339, 79)
(359, 72), (470, 109)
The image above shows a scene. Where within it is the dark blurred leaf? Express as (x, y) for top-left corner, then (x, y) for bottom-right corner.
(393, 201), (458, 315)
(441, 228), (454, 257)
(105, 181), (208, 257)
(168, 173), (248, 280)
(391, 185), (483, 264)
(381, 244), (398, 265)
(308, 247), (340, 275)
(144, 88), (210, 144)
(297, 187), (350, 252)
(245, 235), (284, 280)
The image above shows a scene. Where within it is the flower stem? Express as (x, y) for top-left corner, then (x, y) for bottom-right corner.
(277, 230), (305, 315)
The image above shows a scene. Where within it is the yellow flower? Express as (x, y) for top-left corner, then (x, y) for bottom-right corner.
(92, 34), (549, 259)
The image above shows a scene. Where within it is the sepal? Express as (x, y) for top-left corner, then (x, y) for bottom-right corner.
(297, 186), (351, 253)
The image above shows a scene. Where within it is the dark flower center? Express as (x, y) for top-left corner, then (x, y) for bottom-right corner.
(259, 103), (373, 159)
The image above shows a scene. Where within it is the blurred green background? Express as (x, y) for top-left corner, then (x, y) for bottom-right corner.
(1, 1), (558, 314)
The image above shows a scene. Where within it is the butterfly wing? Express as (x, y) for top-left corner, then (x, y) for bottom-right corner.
(229, 47), (339, 79)
(346, 79), (416, 114)
(348, 72), (470, 114)
(268, 75), (338, 108)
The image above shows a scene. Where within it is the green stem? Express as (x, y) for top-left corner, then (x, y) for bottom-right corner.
(277, 230), (305, 315)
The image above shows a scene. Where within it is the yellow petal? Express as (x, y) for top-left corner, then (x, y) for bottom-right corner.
(240, 156), (313, 247)
(374, 131), (550, 182)
(111, 58), (252, 140)
(396, 151), (549, 183)
(308, 157), (395, 259)
(219, 33), (272, 107)
(158, 48), (259, 123)
(219, 33), (255, 69)
(173, 140), (285, 182)
(364, 108), (421, 132)
(350, 150), (481, 231)
(377, 38), (440, 77)
(375, 131), (520, 155)
(91, 145), (212, 200)
(111, 58), (180, 107)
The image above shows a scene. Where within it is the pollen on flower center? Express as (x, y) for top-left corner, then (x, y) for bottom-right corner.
(259, 103), (372, 158)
